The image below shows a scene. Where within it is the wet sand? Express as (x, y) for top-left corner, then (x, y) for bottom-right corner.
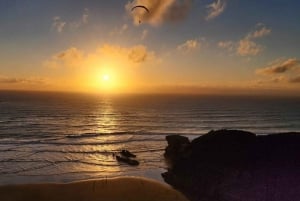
(0, 176), (189, 201)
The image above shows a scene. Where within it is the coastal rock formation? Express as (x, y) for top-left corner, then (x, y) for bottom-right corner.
(162, 130), (300, 201)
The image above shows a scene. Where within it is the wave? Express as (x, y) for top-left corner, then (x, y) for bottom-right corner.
(0, 138), (166, 146)
(0, 130), (203, 140)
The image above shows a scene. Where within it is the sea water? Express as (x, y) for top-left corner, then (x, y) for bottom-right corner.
(0, 91), (300, 184)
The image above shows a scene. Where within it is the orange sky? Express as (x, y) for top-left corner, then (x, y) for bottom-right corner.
(1, 0), (300, 95)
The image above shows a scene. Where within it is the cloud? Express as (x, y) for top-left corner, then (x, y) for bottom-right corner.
(256, 58), (300, 75)
(110, 24), (129, 36)
(82, 8), (89, 24)
(255, 76), (286, 85)
(206, 0), (226, 20)
(125, 0), (192, 26)
(121, 24), (129, 33)
(70, 8), (89, 28)
(289, 76), (300, 83)
(237, 26), (271, 56)
(45, 47), (84, 68)
(237, 39), (263, 56)
(218, 41), (234, 51)
(271, 76), (286, 83)
(247, 26), (271, 39)
(177, 39), (199, 53)
(255, 58), (300, 85)
(0, 76), (45, 84)
(52, 9), (89, 33)
(128, 45), (148, 63)
(52, 16), (66, 33)
(99, 44), (157, 64)
(44, 44), (158, 69)
(218, 24), (271, 57)
(141, 29), (148, 40)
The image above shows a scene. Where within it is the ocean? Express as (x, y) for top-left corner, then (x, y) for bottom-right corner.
(0, 91), (300, 185)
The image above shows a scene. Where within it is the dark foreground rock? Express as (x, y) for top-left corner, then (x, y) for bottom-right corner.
(162, 130), (300, 201)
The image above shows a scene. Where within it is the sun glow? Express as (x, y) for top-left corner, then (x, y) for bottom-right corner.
(91, 70), (121, 93)
(85, 59), (133, 93)
(100, 73), (113, 88)
(102, 74), (110, 81)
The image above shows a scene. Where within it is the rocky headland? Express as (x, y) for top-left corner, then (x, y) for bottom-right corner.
(162, 130), (300, 201)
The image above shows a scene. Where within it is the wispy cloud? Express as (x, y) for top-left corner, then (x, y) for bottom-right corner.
(125, 0), (192, 26)
(54, 47), (85, 67)
(141, 29), (148, 40)
(70, 8), (89, 28)
(82, 8), (89, 24)
(255, 76), (286, 85)
(247, 26), (271, 39)
(237, 25), (271, 56)
(98, 44), (157, 64)
(0, 76), (45, 84)
(218, 24), (272, 56)
(177, 39), (200, 53)
(44, 44), (159, 69)
(110, 24), (129, 36)
(52, 16), (66, 33)
(206, 0), (226, 20)
(52, 8), (89, 33)
(237, 39), (263, 56)
(218, 41), (234, 51)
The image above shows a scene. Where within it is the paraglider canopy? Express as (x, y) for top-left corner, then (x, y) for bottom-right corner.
(131, 5), (150, 24)
(131, 5), (150, 13)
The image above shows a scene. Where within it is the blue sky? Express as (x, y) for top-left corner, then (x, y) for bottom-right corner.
(0, 0), (300, 94)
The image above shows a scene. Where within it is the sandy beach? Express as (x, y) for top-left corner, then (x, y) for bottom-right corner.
(0, 176), (189, 201)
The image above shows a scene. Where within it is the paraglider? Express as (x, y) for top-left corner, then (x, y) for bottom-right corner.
(131, 5), (150, 24)
(131, 5), (150, 13)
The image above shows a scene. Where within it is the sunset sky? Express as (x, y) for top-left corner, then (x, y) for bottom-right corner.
(1, 0), (300, 95)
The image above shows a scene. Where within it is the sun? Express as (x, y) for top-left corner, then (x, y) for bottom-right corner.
(102, 74), (110, 81)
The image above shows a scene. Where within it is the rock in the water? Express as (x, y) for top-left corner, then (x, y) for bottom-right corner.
(164, 135), (190, 166)
(120, 149), (136, 158)
(116, 155), (139, 166)
(162, 129), (300, 201)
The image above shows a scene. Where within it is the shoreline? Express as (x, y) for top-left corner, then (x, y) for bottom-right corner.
(0, 176), (189, 201)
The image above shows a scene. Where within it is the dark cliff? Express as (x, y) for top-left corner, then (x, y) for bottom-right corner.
(163, 130), (300, 201)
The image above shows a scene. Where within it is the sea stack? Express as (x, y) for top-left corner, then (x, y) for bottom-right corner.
(162, 129), (300, 201)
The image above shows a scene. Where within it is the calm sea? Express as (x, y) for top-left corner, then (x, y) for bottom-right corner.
(0, 91), (300, 184)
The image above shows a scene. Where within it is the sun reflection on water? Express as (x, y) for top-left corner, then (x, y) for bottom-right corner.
(96, 97), (117, 134)
(88, 97), (122, 176)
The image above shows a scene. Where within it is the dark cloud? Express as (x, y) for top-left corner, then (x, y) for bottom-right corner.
(256, 58), (299, 75)
(0, 77), (45, 84)
(289, 76), (300, 83)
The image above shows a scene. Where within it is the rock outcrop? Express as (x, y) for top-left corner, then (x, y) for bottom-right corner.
(162, 130), (300, 201)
